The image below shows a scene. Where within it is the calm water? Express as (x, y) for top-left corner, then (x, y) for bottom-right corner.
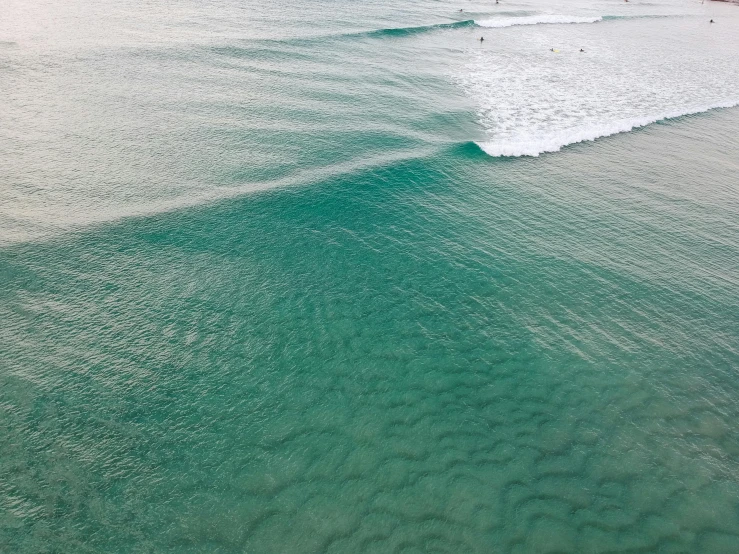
(1, 0), (739, 552)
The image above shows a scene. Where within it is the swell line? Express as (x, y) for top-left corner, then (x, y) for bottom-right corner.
(364, 20), (476, 38)
(341, 13), (673, 41)
(210, 13), (677, 52)
(349, 13), (661, 39)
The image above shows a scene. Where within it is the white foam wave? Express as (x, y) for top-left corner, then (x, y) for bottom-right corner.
(478, 100), (739, 157)
(457, 9), (739, 160)
(476, 15), (602, 28)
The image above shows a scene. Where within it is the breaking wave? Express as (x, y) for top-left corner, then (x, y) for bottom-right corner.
(477, 100), (739, 157)
(476, 15), (603, 28)
(363, 13), (669, 38)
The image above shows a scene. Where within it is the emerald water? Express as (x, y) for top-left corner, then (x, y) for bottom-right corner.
(2, 0), (739, 552)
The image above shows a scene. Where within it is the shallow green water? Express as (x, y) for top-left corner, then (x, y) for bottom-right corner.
(2, 0), (739, 552)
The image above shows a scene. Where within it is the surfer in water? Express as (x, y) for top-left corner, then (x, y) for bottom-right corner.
(580, 48), (585, 52)
(480, 37), (484, 42)
(710, 19), (714, 23)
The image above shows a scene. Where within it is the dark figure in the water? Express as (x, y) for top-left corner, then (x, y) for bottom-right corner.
(480, 37), (484, 42)
(710, 19), (714, 23)
(580, 48), (585, 52)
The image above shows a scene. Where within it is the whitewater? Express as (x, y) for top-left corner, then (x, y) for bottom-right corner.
(477, 14), (603, 28)
(457, 3), (739, 157)
(477, 99), (739, 157)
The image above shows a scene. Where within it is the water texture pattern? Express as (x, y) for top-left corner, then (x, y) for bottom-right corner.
(1, 0), (739, 552)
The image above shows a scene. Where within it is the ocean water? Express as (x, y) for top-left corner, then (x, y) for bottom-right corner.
(1, 0), (739, 552)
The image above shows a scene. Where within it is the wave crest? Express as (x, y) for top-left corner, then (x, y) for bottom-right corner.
(365, 20), (476, 38)
(476, 15), (602, 28)
(477, 100), (739, 157)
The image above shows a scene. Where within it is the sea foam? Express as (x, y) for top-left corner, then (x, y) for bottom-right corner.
(476, 15), (602, 28)
(477, 100), (739, 157)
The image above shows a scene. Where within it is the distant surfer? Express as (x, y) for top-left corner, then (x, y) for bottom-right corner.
(580, 48), (585, 52)
(480, 36), (484, 42)
(710, 19), (714, 23)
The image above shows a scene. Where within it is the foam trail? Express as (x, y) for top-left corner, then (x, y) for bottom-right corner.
(476, 15), (602, 28)
(478, 100), (739, 157)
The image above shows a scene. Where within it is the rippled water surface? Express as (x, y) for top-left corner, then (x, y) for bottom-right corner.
(1, 0), (738, 552)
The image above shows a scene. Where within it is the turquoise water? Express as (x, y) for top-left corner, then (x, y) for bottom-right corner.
(2, 0), (739, 552)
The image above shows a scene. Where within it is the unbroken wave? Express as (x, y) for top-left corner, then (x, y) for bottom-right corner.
(478, 100), (739, 157)
(364, 20), (476, 38)
(476, 15), (602, 28)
